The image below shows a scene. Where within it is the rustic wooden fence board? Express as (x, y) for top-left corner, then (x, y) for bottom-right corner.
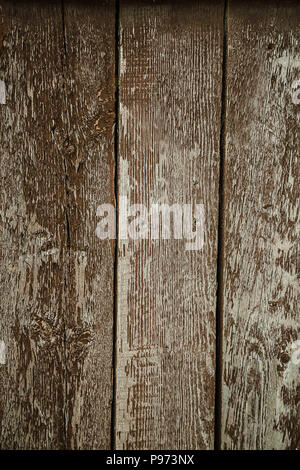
(0, 0), (115, 449)
(60, 0), (116, 449)
(116, 0), (224, 450)
(221, 0), (300, 450)
(0, 0), (66, 449)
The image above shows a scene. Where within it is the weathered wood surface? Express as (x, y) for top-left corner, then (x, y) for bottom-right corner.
(61, 0), (115, 450)
(116, 0), (224, 449)
(0, 0), (299, 451)
(0, 1), (66, 449)
(0, 0), (115, 449)
(221, 0), (300, 450)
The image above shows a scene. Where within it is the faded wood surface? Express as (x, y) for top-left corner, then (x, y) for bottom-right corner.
(61, 0), (115, 450)
(0, 1), (66, 449)
(0, 0), (299, 452)
(116, 0), (224, 450)
(0, 0), (115, 449)
(221, 0), (300, 450)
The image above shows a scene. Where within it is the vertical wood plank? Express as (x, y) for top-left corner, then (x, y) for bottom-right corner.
(0, 0), (115, 449)
(116, 0), (224, 449)
(0, 0), (66, 449)
(62, 0), (115, 449)
(222, 0), (300, 450)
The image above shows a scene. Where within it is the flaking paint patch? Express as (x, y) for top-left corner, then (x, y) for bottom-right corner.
(273, 52), (300, 83)
(0, 340), (6, 364)
(116, 152), (133, 440)
(273, 350), (300, 447)
(117, 157), (131, 353)
(0, 79), (6, 104)
(74, 251), (87, 316)
(119, 155), (131, 196)
(119, 26), (126, 77)
(119, 103), (130, 136)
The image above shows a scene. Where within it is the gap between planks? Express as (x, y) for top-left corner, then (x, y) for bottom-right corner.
(111, 0), (120, 451)
(214, 0), (228, 451)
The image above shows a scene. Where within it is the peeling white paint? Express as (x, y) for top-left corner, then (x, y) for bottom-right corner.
(0, 80), (6, 104)
(273, 52), (300, 83)
(0, 340), (6, 364)
(40, 248), (60, 262)
(119, 103), (130, 136)
(291, 79), (300, 105)
(119, 26), (126, 77)
(74, 250), (87, 315)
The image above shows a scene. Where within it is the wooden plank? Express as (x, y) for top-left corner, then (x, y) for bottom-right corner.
(222, 0), (300, 450)
(0, 0), (67, 449)
(116, 0), (224, 449)
(62, 0), (115, 449)
(0, 0), (115, 449)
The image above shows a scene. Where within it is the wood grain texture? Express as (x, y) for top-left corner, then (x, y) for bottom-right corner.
(61, 0), (115, 450)
(0, 0), (115, 449)
(0, 0), (67, 449)
(116, 0), (224, 450)
(221, 0), (300, 450)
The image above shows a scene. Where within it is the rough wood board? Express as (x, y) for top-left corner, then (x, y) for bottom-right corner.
(0, 0), (115, 449)
(61, 0), (115, 449)
(116, 0), (224, 450)
(0, 0), (67, 449)
(221, 0), (300, 450)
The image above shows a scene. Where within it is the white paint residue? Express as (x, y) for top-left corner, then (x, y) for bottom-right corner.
(0, 80), (6, 104)
(119, 26), (126, 77)
(40, 248), (60, 262)
(273, 52), (300, 83)
(0, 340), (6, 364)
(119, 103), (130, 136)
(291, 79), (300, 105)
(75, 251), (87, 313)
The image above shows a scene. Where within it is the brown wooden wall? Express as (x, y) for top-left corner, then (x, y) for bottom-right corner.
(0, 0), (299, 450)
